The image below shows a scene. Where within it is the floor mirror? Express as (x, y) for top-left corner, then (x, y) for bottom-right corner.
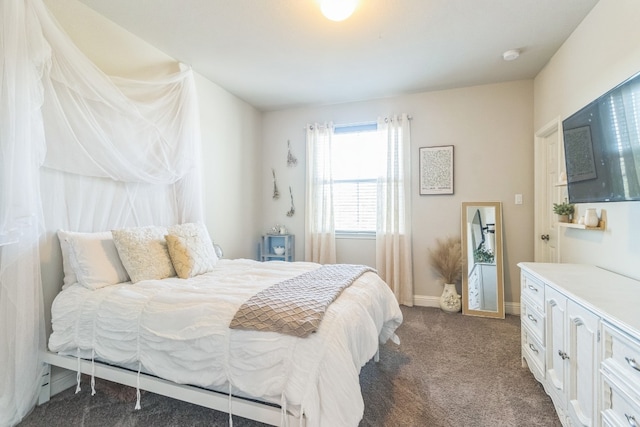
(461, 201), (505, 319)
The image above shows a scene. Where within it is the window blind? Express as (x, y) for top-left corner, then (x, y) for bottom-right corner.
(331, 122), (382, 233)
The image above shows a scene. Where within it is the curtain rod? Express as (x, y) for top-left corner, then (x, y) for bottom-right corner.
(306, 115), (412, 130)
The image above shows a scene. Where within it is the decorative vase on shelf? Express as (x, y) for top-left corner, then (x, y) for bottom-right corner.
(584, 208), (599, 227)
(557, 214), (570, 223)
(439, 283), (461, 313)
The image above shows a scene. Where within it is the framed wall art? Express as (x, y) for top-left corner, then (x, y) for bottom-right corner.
(563, 125), (597, 183)
(419, 145), (454, 195)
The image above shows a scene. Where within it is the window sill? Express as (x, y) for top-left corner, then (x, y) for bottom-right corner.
(336, 232), (376, 240)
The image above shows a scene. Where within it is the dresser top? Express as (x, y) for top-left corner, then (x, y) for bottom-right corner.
(518, 262), (640, 337)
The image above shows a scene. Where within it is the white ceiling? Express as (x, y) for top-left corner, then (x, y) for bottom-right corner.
(78, 0), (599, 111)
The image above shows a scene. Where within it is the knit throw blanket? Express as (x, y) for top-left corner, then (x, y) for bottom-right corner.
(229, 264), (376, 337)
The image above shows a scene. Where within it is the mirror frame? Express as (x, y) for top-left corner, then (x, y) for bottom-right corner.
(461, 201), (505, 319)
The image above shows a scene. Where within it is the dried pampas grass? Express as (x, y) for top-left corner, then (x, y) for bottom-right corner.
(428, 236), (462, 284)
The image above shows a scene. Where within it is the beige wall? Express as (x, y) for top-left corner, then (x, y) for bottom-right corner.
(534, 0), (640, 280)
(45, 0), (263, 260)
(262, 81), (534, 305)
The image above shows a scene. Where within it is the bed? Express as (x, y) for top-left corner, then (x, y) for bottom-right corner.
(42, 225), (403, 427)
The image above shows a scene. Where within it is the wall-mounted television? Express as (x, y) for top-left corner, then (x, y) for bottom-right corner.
(562, 71), (640, 203)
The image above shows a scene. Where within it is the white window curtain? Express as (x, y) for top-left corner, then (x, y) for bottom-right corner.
(376, 114), (414, 306)
(1, 1), (202, 425)
(305, 123), (337, 264)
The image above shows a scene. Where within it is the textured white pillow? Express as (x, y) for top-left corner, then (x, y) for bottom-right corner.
(166, 222), (218, 279)
(112, 225), (176, 283)
(65, 231), (130, 290)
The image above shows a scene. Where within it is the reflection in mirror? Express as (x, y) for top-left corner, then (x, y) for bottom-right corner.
(461, 202), (504, 319)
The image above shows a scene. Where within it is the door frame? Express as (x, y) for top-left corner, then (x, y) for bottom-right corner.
(534, 117), (563, 262)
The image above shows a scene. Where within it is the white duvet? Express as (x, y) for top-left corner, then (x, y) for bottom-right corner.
(48, 259), (403, 427)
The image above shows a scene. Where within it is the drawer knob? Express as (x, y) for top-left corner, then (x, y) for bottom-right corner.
(626, 357), (640, 372)
(527, 285), (539, 292)
(527, 314), (538, 323)
(529, 343), (539, 354)
(625, 414), (637, 427)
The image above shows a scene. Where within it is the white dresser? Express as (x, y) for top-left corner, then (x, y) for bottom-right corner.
(468, 263), (498, 311)
(518, 263), (640, 427)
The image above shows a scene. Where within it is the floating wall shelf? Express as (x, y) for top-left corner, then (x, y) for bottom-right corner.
(557, 220), (606, 231)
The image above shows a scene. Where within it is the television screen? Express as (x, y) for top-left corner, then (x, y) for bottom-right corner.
(562, 71), (640, 203)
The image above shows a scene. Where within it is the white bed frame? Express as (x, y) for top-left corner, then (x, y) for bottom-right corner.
(38, 351), (306, 426)
(39, 349), (380, 425)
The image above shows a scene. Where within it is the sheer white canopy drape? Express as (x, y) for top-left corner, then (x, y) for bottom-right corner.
(1, 2), (48, 424)
(1, 1), (202, 425)
(305, 123), (337, 264)
(376, 114), (414, 306)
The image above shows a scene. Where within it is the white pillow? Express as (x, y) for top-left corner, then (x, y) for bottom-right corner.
(112, 225), (176, 283)
(58, 230), (130, 290)
(57, 230), (78, 289)
(166, 222), (218, 279)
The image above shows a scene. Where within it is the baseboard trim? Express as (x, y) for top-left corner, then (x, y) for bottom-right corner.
(413, 295), (521, 316)
(412, 295), (440, 308)
(505, 302), (521, 315)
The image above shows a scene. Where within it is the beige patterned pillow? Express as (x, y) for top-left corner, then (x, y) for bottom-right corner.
(166, 222), (218, 279)
(112, 225), (176, 283)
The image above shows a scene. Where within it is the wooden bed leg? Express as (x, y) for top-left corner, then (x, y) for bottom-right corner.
(374, 348), (380, 363)
(38, 364), (51, 405)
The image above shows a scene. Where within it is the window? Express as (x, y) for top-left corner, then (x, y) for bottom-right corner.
(331, 123), (385, 234)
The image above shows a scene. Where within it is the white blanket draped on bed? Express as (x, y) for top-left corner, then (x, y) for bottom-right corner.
(48, 259), (403, 427)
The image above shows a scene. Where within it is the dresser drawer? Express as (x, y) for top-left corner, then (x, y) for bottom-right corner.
(603, 322), (640, 395)
(521, 297), (545, 343)
(522, 326), (545, 380)
(601, 411), (618, 427)
(601, 370), (640, 427)
(521, 272), (544, 312)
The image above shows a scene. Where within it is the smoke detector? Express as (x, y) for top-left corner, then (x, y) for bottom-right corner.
(502, 49), (520, 61)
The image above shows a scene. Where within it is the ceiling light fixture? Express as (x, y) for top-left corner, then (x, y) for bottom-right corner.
(502, 49), (520, 61)
(320, 0), (358, 22)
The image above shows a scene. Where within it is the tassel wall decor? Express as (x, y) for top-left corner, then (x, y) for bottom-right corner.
(287, 140), (297, 167)
(272, 168), (280, 199)
(286, 186), (295, 217)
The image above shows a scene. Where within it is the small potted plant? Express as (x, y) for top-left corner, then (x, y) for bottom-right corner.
(473, 246), (494, 264)
(553, 200), (574, 223)
(428, 237), (462, 313)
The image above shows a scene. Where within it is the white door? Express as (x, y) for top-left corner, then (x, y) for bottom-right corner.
(534, 118), (564, 262)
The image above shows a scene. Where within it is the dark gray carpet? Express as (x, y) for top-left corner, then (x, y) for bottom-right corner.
(19, 306), (560, 427)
